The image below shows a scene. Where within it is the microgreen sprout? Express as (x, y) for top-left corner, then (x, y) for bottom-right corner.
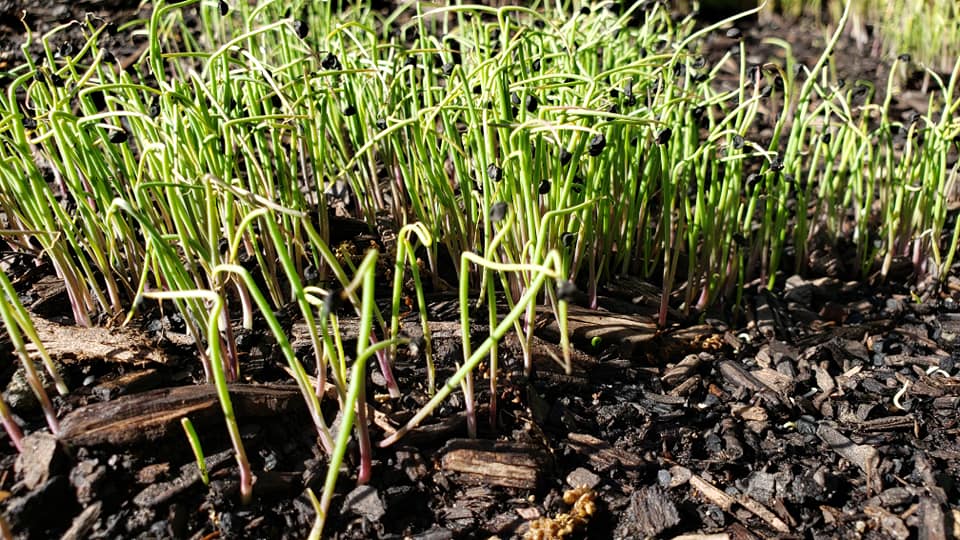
(180, 417), (209, 486)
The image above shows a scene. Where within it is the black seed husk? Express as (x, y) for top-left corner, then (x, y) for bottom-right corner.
(559, 148), (572, 165)
(490, 201), (508, 222)
(322, 52), (341, 70)
(525, 94), (538, 113)
(109, 130), (128, 144)
(588, 133), (606, 156)
(219, 0), (229, 16)
(487, 163), (503, 182)
(294, 20), (308, 39)
(322, 288), (345, 317)
(538, 179), (551, 194)
(656, 128), (671, 145)
(556, 280), (577, 302)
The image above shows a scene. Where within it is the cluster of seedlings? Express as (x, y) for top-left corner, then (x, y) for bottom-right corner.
(0, 0), (958, 535)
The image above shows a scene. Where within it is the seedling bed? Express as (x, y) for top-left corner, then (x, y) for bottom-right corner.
(1, 1), (959, 538)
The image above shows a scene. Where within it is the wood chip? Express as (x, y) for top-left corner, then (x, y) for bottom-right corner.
(92, 368), (163, 400)
(616, 485), (679, 537)
(503, 332), (592, 385)
(863, 505), (909, 540)
(662, 354), (704, 387)
(60, 501), (101, 540)
(854, 415), (915, 432)
(689, 474), (789, 533)
(884, 354), (949, 368)
(717, 361), (781, 404)
(565, 432), (644, 470)
(29, 316), (170, 366)
(538, 305), (658, 358)
(440, 439), (550, 489)
(918, 497), (947, 540)
(689, 474), (735, 511)
(133, 450), (233, 507)
(816, 423), (881, 492)
(59, 383), (304, 446)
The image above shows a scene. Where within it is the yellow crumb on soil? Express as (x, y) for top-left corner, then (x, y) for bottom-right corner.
(523, 486), (598, 540)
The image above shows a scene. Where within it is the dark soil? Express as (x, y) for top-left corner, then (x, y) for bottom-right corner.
(2, 2), (959, 539)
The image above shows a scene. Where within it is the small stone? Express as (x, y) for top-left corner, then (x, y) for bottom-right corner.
(566, 467), (601, 490)
(70, 459), (107, 505)
(396, 449), (430, 483)
(667, 465), (691, 488)
(657, 469), (672, 487)
(516, 506), (541, 520)
(15, 432), (63, 490)
(137, 463), (171, 484)
(343, 485), (385, 522)
(746, 471), (777, 504)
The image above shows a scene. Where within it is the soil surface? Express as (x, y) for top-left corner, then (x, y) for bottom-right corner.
(2, 2), (959, 539)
